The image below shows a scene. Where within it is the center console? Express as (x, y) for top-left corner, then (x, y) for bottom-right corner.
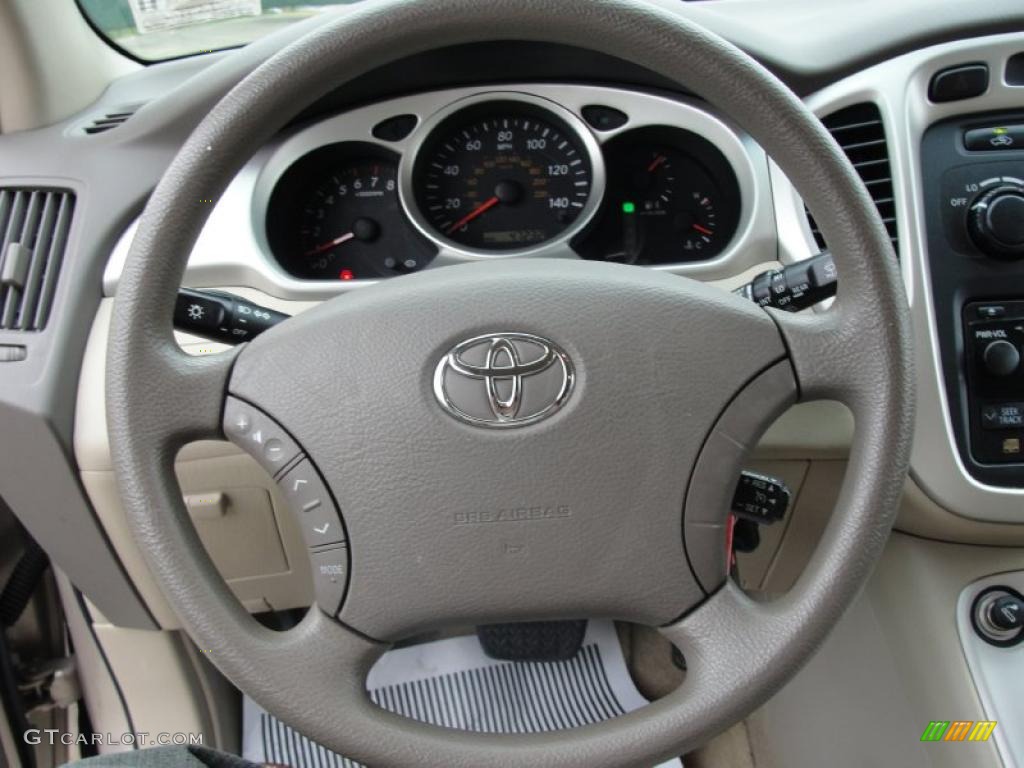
(923, 113), (1024, 487)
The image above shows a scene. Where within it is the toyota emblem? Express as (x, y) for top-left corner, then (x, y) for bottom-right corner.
(433, 333), (574, 428)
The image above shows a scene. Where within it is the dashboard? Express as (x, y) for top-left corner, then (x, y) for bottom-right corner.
(1, 0), (1022, 635)
(3, 4), (1024, 766)
(263, 90), (742, 280)
(101, 84), (774, 297)
(86, 33), (1024, 534)
(100, 33), (1024, 528)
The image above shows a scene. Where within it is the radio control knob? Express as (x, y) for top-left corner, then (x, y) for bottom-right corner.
(983, 340), (1020, 377)
(968, 185), (1024, 259)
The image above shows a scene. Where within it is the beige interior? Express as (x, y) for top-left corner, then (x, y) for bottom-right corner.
(0, 0), (137, 133)
(0, 2), (1008, 762)
(74, 292), (1010, 629)
(69, 286), (1024, 765)
(747, 534), (1020, 768)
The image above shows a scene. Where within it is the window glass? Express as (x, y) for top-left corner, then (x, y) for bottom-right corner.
(77, 0), (359, 61)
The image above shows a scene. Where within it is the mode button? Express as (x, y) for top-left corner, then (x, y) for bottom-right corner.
(310, 545), (350, 616)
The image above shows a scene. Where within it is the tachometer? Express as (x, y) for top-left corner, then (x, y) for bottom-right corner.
(266, 143), (436, 280)
(406, 98), (602, 253)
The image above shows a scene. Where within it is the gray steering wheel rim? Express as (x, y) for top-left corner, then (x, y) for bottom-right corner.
(106, 1), (914, 766)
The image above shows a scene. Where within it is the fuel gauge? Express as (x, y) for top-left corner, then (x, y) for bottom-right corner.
(578, 127), (740, 265)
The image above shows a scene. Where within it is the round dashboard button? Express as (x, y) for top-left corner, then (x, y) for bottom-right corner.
(983, 340), (1020, 377)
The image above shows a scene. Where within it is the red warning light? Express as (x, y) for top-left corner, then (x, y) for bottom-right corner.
(339, 269), (355, 281)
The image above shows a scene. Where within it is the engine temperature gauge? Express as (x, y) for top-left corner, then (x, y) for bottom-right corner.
(578, 128), (741, 265)
(620, 149), (723, 259)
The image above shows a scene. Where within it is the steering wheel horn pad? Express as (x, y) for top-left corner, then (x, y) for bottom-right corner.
(106, 0), (913, 765)
(225, 258), (788, 640)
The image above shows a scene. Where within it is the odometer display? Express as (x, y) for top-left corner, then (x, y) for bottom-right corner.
(410, 101), (596, 252)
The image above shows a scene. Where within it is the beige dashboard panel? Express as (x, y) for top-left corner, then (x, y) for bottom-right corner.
(754, 401), (853, 460)
(748, 533), (1023, 768)
(80, 455), (313, 630)
(89, 624), (222, 755)
(898, 477), (1024, 547)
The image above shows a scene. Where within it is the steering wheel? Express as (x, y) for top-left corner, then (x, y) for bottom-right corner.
(106, 0), (913, 764)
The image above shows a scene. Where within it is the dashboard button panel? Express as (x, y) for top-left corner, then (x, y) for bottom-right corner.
(223, 397), (301, 478)
(923, 112), (1024, 486)
(280, 459), (346, 548)
(222, 396), (351, 614)
(963, 300), (1024, 464)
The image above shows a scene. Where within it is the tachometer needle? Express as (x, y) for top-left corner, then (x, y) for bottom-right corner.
(446, 196), (500, 235)
(305, 231), (355, 257)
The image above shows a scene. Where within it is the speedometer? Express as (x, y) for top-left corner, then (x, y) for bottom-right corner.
(405, 97), (603, 253)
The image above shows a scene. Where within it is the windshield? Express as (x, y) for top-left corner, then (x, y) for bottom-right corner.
(78, 0), (359, 62)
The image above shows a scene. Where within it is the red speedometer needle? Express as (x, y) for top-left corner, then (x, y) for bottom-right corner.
(692, 224), (714, 236)
(305, 231), (355, 257)
(446, 196), (500, 234)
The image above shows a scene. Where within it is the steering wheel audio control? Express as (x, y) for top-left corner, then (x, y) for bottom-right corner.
(968, 184), (1024, 260)
(223, 397), (350, 615)
(972, 586), (1024, 647)
(223, 397), (301, 477)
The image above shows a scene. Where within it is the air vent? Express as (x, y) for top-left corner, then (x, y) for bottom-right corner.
(83, 104), (142, 135)
(0, 189), (75, 331)
(806, 103), (898, 254)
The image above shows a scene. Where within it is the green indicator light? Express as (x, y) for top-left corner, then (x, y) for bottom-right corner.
(622, 202), (636, 214)
(994, 127), (1008, 135)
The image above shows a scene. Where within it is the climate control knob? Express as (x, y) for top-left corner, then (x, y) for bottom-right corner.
(968, 185), (1024, 260)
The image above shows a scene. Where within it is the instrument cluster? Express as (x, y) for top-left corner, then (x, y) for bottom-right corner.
(264, 91), (744, 282)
